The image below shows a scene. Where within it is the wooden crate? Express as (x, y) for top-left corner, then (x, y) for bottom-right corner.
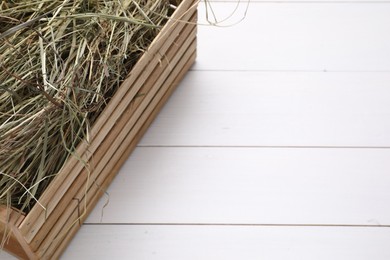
(0, 0), (197, 258)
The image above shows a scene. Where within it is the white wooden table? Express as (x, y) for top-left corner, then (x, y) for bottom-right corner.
(3, 1), (390, 259)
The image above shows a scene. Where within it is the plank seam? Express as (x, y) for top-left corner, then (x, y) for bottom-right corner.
(82, 223), (390, 228)
(136, 145), (390, 149)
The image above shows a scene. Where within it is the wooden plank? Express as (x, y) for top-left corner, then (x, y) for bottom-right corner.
(137, 71), (390, 147)
(63, 225), (390, 260)
(44, 45), (197, 259)
(85, 147), (390, 225)
(19, 0), (198, 240)
(43, 51), (197, 260)
(195, 3), (390, 71)
(33, 34), (197, 256)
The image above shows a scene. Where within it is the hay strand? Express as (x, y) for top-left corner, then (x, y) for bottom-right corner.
(0, 0), (175, 213)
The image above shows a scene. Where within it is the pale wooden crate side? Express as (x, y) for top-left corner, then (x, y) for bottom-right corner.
(50, 52), (197, 260)
(21, 28), (179, 242)
(42, 47), (197, 260)
(36, 34), (197, 254)
(28, 19), (197, 251)
(77, 22), (197, 186)
(93, 52), (197, 202)
(72, 27), (197, 204)
(79, 42), (197, 211)
(19, 0), (198, 236)
(80, 49), (197, 227)
(31, 26), (197, 254)
(20, 0), (198, 240)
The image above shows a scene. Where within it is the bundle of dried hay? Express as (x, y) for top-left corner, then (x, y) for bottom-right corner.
(0, 0), (176, 213)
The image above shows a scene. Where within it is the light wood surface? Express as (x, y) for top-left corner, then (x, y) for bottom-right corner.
(194, 2), (390, 71)
(137, 71), (390, 147)
(85, 147), (390, 225)
(4, 1), (390, 259)
(61, 225), (390, 260)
